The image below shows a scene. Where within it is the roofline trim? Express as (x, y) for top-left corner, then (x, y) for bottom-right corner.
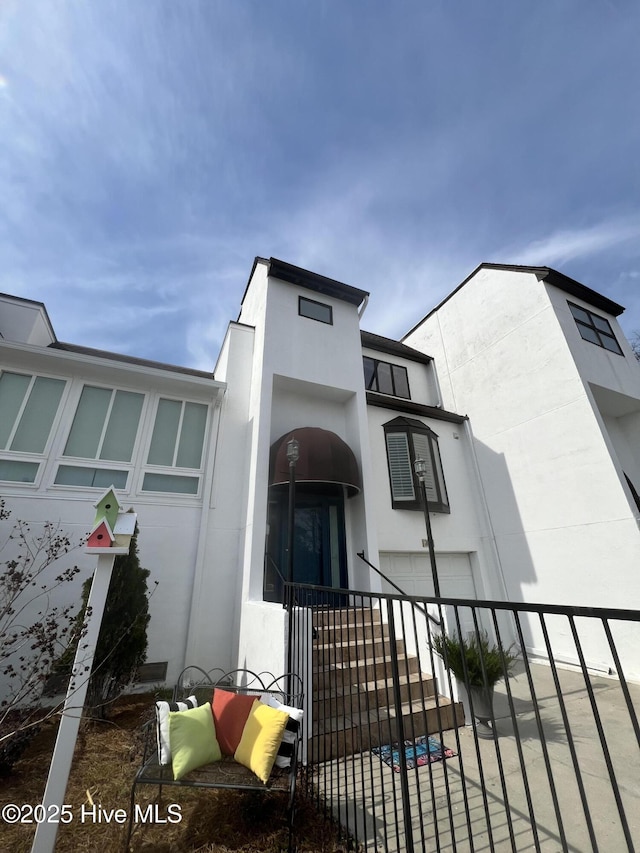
(361, 330), (433, 364)
(268, 257), (369, 307)
(366, 391), (467, 424)
(50, 341), (218, 380)
(402, 262), (625, 339)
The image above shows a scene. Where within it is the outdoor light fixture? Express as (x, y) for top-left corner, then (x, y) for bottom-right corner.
(286, 438), (300, 465)
(413, 457), (427, 480)
(413, 457), (441, 597)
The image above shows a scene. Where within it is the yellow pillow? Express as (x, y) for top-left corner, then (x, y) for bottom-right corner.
(169, 702), (221, 780)
(234, 699), (290, 783)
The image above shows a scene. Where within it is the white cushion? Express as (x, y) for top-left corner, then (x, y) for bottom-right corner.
(260, 692), (303, 769)
(155, 696), (197, 764)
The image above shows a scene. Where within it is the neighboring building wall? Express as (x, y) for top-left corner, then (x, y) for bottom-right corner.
(404, 266), (640, 676)
(0, 303), (225, 688)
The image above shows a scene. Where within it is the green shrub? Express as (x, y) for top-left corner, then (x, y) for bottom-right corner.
(433, 629), (516, 687)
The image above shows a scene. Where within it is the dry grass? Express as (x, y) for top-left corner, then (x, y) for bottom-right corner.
(0, 694), (350, 852)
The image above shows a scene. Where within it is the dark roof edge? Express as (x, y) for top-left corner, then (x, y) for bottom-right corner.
(541, 268), (624, 316)
(268, 257), (369, 307)
(361, 330), (432, 364)
(402, 262), (625, 339)
(50, 342), (216, 380)
(366, 391), (467, 424)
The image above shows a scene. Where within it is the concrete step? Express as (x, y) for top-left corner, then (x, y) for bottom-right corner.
(316, 620), (386, 643)
(313, 653), (421, 690)
(313, 670), (436, 717)
(308, 695), (464, 762)
(312, 606), (382, 629)
(312, 635), (404, 666)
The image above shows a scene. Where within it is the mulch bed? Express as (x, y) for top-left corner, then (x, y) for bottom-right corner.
(0, 693), (351, 852)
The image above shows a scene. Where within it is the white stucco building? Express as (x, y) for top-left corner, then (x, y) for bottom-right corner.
(2, 258), (639, 694)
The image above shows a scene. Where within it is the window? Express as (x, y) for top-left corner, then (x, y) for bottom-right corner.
(55, 465), (128, 489)
(64, 386), (144, 461)
(57, 385), (145, 489)
(147, 399), (207, 468)
(0, 371), (66, 482)
(364, 356), (410, 399)
(142, 398), (208, 494)
(299, 295), (333, 325)
(568, 303), (623, 355)
(383, 417), (449, 512)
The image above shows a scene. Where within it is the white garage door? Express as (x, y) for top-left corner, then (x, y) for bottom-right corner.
(379, 551), (479, 636)
(379, 551), (477, 599)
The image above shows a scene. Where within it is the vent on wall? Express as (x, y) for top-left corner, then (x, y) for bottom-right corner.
(135, 661), (168, 683)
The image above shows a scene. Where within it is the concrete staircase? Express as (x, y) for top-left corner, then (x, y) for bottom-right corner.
(309, 606), (464, 762)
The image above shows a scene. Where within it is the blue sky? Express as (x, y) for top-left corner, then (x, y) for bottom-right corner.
(1, 1), (639, 369)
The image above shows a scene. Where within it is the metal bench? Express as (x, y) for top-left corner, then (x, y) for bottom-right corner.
(125, 667), (303, 852)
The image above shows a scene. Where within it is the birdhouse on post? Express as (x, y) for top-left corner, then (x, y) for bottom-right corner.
(114, 508), (137, 548)
(93, 487), (120, 531)
(33, 488), (139, 852)
(86, 486), (137, 554)
(87, 519), (115, 549)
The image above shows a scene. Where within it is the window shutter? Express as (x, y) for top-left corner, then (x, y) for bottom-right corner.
(385, 432), (415, 500)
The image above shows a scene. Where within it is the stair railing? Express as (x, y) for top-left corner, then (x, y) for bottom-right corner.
(357, 550), (441, 628)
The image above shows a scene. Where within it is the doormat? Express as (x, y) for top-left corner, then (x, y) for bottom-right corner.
(373, 736), (456, 772)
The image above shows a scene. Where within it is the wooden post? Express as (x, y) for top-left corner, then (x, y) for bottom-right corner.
(31, 547), (128, 852)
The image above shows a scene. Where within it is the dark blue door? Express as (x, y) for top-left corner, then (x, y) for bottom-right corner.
(264, 485), (348, 603)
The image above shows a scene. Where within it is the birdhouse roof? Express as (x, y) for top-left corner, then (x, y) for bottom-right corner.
(89, 519), (115, 541)
(93, 486), (121, 509)
(113, 513), (136, 536)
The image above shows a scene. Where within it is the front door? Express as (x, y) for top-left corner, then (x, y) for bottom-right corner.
(264, 484), (348, 603)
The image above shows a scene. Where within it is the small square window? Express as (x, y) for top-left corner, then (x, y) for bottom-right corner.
(299, 296), (333, 325)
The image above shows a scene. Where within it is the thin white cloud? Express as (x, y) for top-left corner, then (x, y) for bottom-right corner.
(505, 216), (640, 267)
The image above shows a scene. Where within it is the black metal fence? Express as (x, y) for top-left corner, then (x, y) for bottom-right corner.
(285, 583), (640, 853)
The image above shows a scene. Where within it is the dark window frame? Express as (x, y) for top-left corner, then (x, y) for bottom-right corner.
(568, 302), (623, 355)
(364, 356), (411, 399)
(298, 295), (333, 325)
(383, 417), (449, 513)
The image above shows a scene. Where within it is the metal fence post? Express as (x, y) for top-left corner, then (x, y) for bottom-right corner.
(386, 600), (415, 853)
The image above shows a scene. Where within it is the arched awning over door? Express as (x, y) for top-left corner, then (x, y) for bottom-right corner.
(269, 427), (361, 497)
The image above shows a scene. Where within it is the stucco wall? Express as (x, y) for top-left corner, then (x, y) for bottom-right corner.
(233, 265), (380, 674)
(404, 267), (640, 674)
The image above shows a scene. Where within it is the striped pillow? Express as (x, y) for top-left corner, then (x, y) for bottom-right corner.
(259, 693), (303, 769)
(155, 696), (197, 764)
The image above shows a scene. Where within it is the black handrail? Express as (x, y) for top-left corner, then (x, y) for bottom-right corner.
(357, 550), (441, 627)
(266, 553), (300, 608)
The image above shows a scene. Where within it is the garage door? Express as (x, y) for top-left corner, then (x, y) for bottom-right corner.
(379, 551), (477, 599)
(379, 551), (479, 636)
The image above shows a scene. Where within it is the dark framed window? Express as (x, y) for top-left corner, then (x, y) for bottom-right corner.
(383, 417), (449, 512)
(299, 295), (333, 325)
(568, 302), (623, 355)
(364, 356), (411, 399)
